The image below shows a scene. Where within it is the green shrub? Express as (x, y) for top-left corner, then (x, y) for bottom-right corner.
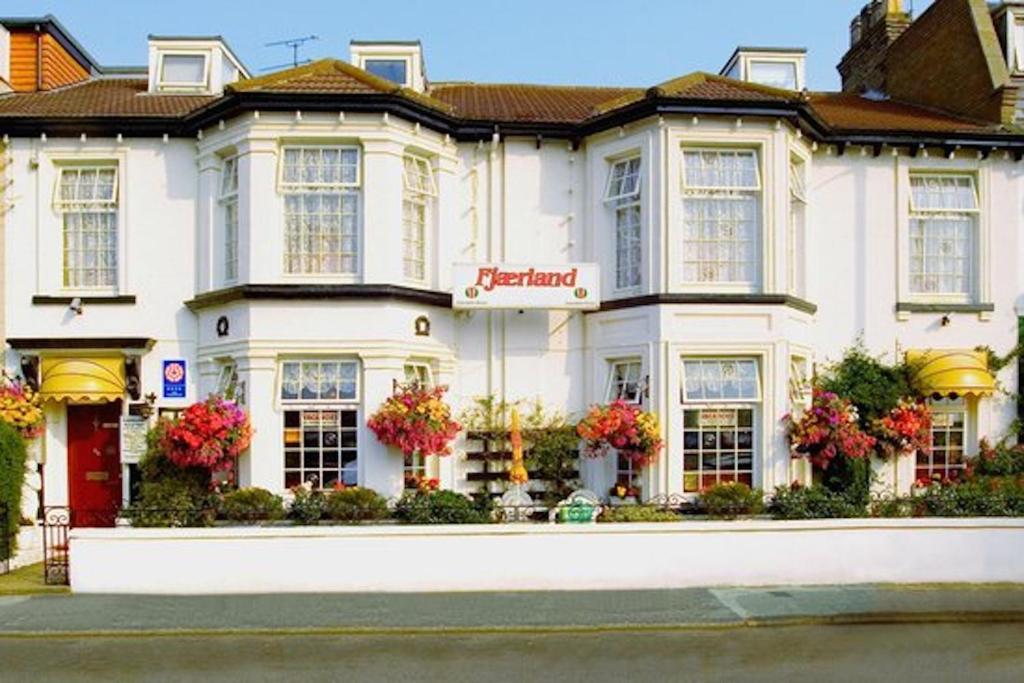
(817, 344), (914, 427)
(698, 482), (764, 519)
(820, 454), (873, 506)
(869, 495), (914, 518)
(393, 489), (493, 525)
(288, 487), (326, 524)
(0, 422), (27, 561)
(525, 424), (581, 506)
(599, 505), (681, 523)
(770, 484), (866, 519)
(125, 426), (218, 527)
(220, 487), (285, 522)
(324, 487), (390, 522)
(915, 479), (1024, 517)
(973, 440), (1024, 477)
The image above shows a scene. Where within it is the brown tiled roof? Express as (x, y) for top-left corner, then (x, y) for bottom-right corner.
(593, 72), (799, 116)
(231, 59), (453, 113)
(0, 78), (215, 117)
(0, 61), (1015, 139)
(430, 83), (642, 123)
(807, 92), (1001, 134)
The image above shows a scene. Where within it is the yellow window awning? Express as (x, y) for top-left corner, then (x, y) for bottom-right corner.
(906, 349), (996, 397)
(39, 357), (126, 403)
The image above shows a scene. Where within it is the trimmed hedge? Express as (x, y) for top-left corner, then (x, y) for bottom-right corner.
(0, 422), (27, 561)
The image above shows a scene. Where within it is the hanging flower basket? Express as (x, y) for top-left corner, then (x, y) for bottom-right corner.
(368, 384), (460, 457)
(783, 388), (875, 469)
(576, 400), (663, 466)
(0, 375), (44, 440)
(159, 396), (253, 472)
(873, 399), (932, 459)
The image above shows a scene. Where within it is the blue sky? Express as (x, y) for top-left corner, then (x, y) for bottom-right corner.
(5, 0), (935, 90)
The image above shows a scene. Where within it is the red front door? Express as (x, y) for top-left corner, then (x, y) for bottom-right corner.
(68, 402), (122, 527)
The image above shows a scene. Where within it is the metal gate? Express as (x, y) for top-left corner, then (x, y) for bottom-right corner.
(42, 506), (118, 585)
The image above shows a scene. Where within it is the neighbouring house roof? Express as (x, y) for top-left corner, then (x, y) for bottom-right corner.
(0, 57), (1017, 144)
(0, 79), (217, 118)
(806, 92), (1004, 135)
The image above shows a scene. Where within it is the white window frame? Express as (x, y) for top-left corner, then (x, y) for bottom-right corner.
(402, 154), (435, 282)
(403, 361), (434, 388)
(907, 172), (979, 303)
(605, 359), (644, 404)
(919, 397), (971, 481)
(605, 156), (643, 292)
(788, 354), (812, 413)
(681, 358), (762, 404)
(156, 52), (210, 91)
(680, 356), (762, 494)
(680, 148), (763, 290)
(787, 154), (808, 297)
(219, 156), (239, 284)
(747, 59), (799, 90)
(280, 359), (361, 490)
(279, 145), (363, 277)
(1013, 16), (1024, 72)
(53, 164), (121, 292)
(603, 157), (642, 205)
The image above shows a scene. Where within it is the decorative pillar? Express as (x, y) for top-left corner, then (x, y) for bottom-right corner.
(236, 353), (278, 490)
(360, 354), (407, 497)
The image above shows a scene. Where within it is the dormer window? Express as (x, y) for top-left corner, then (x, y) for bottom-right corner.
(148, 36), (250, 95)
(365, 59), (408, 85)
(720, 47), (806, 91)
(350, 41), (426, 92)
(158, 53), (208, 90)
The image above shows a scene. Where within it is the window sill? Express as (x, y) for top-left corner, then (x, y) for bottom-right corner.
(895, 302), (994, 321)
(596, 293), (817, 315)
(33, 294), (137, 305)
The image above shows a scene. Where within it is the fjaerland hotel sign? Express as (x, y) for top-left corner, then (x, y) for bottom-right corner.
(452, 263), (600, 310)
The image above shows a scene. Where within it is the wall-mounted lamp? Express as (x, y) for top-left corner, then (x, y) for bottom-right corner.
(68, 297), (83, 315)
(940, 313), (952, 327)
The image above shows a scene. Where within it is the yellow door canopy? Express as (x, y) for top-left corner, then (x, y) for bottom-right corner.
(907, 349), (996, 398)
(39, 357), (126, 403)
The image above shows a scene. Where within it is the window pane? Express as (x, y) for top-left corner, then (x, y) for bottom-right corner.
(682, 408), (756, 492)
(365, 59), (407, 84)
(749, 61), (797, 89)
(285, 408), (359, 490)
(161, 54), (206, 84)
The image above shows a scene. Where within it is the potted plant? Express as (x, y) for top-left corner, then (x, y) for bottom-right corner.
(608, 483), (641, 506)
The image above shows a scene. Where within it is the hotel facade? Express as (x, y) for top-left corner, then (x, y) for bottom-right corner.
(2, 0), (1024, 520)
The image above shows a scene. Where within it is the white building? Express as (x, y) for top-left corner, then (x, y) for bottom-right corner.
(1, 1), (1022, 520)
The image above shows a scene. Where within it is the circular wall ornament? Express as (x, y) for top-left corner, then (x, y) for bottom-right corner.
(216, 316), (230, 337)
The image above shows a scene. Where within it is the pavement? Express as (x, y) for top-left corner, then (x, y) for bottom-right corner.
(1, 584), (1024, 637)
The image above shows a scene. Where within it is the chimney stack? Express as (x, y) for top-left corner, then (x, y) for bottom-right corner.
(838, 0), (912, 93)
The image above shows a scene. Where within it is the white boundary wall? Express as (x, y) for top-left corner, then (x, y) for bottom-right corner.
(70, 519), (1024, 594)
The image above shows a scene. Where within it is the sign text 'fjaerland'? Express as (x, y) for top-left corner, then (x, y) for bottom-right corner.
(452, 263), (600, 310)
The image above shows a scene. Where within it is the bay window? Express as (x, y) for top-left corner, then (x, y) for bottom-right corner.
(908, 173), (977, 299)
(402, 154), (436, 281)
(281, 146), (361, 275)
(55, 165), (119, 290)
(681, 149), (761, 287)
(681, 358), (760, 492)
(220, 156), (239, 283)
(918, 398), (968, 482)
(604, 157), (642, 290)
(281, 359), (360, 489)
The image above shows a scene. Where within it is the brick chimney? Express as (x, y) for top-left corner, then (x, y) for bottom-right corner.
(838, 0), (913, 93)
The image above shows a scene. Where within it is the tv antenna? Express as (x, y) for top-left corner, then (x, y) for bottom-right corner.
(262, 35), (320, 71)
